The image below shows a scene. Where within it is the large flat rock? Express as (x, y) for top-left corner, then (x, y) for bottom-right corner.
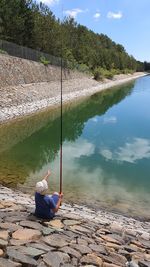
(43, 251), (70, 267)
(12, 229), (41, 241)
(80, 253), (103, 266)
(7, 247), (37, 266)
(0, 258), (22, 267)
(19, 220), (42, 230)
(43, 234), (68, 248)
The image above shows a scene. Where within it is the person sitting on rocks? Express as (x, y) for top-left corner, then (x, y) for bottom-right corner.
(34, 170), (63, 220)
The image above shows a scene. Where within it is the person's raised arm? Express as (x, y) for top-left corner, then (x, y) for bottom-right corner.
(43, 170), (51, 181)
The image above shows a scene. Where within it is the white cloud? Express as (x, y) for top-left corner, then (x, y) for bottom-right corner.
(107, 11), (123, 19)
(64, 8), (87, 19)
(100, 138), (150, 163)
(103, 116), (117, 124)
(39, 0), (59, 6)
(94, 12), (101, 20)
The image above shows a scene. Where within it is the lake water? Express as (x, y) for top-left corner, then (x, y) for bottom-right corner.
(0, 75), (150, 219)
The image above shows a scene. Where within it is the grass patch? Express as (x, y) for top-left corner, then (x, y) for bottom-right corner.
(0, 48), (8, 54)
(39, 56), (50, 66)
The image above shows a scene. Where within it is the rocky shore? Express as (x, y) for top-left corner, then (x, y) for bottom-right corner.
(0, 185), (150, 267)
(0, 72), (146, 124)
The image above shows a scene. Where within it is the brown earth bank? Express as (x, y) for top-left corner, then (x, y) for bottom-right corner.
(0, 54), (147, 124)
(0, 185), (150, 267)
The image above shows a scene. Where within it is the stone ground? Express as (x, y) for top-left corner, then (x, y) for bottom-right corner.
(0, 73), (146, 123)
(0, 186), (150, 267)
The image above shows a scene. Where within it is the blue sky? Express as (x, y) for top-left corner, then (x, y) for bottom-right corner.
(37, 0), (150, 62)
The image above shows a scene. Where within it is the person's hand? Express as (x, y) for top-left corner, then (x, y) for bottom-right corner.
(47, 170), (51, 176)
(59, 192), (63, 199)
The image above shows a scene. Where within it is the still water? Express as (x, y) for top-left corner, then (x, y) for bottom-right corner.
(0, 75), (150, 219)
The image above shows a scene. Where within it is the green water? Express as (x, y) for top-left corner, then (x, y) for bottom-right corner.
(0, 76), (150, 219)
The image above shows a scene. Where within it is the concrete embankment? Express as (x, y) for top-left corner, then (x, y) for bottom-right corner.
(0, 53), (147, 123)
(0, 185), (150, 266)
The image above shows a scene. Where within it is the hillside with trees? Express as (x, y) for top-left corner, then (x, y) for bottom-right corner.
(0, 0), (145, 79)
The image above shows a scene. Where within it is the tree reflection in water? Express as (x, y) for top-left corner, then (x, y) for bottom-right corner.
(0, 82), (134, 187)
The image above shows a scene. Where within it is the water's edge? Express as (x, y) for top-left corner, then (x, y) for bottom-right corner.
(0, 72), (146, 124)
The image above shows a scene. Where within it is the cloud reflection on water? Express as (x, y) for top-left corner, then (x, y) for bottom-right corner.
(62, 138), (95, 160)
(103, 116), (117, 124)
(48, 137), (150, 218)
(100, 137), (150, 163)
(24, 135), (150, 219)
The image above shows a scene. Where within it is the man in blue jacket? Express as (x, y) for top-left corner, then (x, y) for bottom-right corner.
(35, 170), (63, 220)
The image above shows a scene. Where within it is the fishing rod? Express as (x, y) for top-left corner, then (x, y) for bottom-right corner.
(59, 4), (63, 194)
(59, 54), (63, 194)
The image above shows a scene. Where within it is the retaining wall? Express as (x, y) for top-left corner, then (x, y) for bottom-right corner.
(0, 54), (87, 88)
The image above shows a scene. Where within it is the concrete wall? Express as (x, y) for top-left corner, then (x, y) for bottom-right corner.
(0, 54), (87, 88)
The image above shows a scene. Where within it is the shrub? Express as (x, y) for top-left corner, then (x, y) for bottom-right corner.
(93, 67), (105, 81)
(111, 69), (121, 75)
(122, 68), (134, 74)
(0, 49), (8, 54)
(77, 63), (90, 73)
(104, 69), (114, 79)
(62, 48), (77, 70)
(39, 56), (50, 66)
(93, 67), (115, 81)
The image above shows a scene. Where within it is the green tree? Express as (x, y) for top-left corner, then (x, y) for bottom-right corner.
(0, 0), (144, 74)
(0, 0), (34, 46)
